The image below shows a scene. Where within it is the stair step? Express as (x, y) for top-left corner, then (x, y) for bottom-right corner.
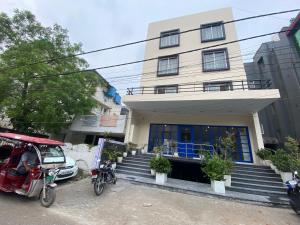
(234, 163), (270, 168)
(231, 173), (282, 182)
(234, 165), (273, 172)
(231, 177), (284, 186)
(117, 165), (150, 173)
(120, 162), (150, 169)
(123, 159), (150, 165)
(116, 169), (153, 179)
(125, 157), (151, 162)
(231, 181), (286, 192)
(227, 186), (287, 197)
(233, 169), (279, 177)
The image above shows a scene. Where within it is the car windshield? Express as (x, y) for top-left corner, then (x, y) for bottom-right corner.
(38, 145), (65, 164)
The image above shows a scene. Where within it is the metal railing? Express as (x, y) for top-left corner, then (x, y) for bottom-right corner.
(126, 79), (272, 95)
(156, 142), (216, 159)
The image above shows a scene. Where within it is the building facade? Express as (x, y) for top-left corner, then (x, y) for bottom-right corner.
(58, 71), (127, 145)
(244, 13), (300, 146)
(123, 8), (280, 164)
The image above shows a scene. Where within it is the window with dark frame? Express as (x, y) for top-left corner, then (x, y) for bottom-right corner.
(157, 55), (179, 76)
(155, 85), (178, 94)
(201, 22), (225, 42)
(160, 29), (180, 48)
(203, 81), (233, 92)
(202, 48), (229, 72)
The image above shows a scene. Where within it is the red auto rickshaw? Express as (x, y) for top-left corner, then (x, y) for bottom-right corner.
(0, 133), (65, 207)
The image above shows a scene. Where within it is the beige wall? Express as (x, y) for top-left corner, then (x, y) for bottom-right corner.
(128, 111), (262, 164)
(140, 7), (246, 88)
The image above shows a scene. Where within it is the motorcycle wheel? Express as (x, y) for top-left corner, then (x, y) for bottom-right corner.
(94, 175), (105, 196)
(287, 189), (292, 196)
(40, 187), (56, 208)
(113, 175), (117, 185)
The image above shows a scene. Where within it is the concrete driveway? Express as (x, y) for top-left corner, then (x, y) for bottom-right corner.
(0, 178), (299, 225)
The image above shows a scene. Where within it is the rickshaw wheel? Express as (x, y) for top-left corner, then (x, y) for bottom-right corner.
(40, 188), (56, 207)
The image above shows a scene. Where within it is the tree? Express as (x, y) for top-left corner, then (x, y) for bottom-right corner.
(0, 10), (103, 134)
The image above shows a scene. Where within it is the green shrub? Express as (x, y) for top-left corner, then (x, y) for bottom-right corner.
(149, 157), (157, 170)
(256, 148), (273, 160)
(153, 157), (172, 174)
(202, 154), (232, 181)
(284, 136), (299, 158)
(271, 149), (297, 172)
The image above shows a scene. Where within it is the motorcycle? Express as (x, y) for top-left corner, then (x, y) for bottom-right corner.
(91, 160), (117, 196)
(285, 171), (300, 214)
(0, 132), (65, 207)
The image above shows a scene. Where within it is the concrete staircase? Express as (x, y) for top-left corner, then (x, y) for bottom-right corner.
(116, 154), (153, 179)
(228, 164), (287, 198)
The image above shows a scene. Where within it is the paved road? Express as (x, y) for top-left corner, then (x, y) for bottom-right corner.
(0, 178), (299, 225)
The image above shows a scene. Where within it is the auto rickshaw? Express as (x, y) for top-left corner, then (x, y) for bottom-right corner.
(0, 132), (65, 207)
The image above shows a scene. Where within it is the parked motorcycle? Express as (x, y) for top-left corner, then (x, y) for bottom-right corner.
(91, 160), (117, 196)
(285, 171), (300, 214)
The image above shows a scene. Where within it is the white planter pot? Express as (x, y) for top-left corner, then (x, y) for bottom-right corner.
(150, 169), (156, 176)
(112, 162), (117, 170)
(123, 152), (128, 158)
(211, 180), (225, 194)
(280, 172), (293, 183)
(131, 150), (136, 156)
(156, 173), (167, 184)
(224, 175), (231, 187)
(117, 157), (123, 163)
(141, 149), (147, 154)
(173, 152), (179, 157)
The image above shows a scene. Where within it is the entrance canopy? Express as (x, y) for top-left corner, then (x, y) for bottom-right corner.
(123, 89), (280, 115)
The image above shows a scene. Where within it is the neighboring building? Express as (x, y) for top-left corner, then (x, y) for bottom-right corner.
(58, 71), (127, 145)
(244, 13), (300, 146)
(123, 8), (280, 164)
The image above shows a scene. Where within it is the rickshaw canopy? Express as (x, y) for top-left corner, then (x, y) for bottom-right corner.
(0, 133), (64, 146)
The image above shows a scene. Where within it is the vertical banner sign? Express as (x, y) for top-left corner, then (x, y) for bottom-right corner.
(92, 138), (105, 169)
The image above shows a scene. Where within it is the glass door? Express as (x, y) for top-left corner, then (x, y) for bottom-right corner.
(177, 125), (194, 158)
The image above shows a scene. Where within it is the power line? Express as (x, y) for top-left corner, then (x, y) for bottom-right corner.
(1, 8), (299, 73)
(29, 27), (300, 80)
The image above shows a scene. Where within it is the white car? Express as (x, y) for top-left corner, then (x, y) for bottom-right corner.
(56, 156), (79, 181)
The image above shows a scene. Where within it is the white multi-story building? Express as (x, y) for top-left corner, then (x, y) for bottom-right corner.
(62, 71), (127, 145)
(123, 8), (280, 164)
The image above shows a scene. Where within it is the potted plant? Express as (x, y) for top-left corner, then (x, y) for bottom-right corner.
(173, 151), (179, 157)
(140, 144), (148, 154)
(123, 150), (128, 158)
(102, 148), (117, 169)
(127, 142), (137, 156)
(153, 145), (164, 158)
(218, 135), (235, 187)
(149, 157), (157, 176)
(223, 160), (233, 187)
(153, 157), (172, 184)
(116, 152), (123, 163)
(202, 154), (230, 194)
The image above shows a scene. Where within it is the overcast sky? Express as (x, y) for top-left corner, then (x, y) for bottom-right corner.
(0, 0), (299, 95)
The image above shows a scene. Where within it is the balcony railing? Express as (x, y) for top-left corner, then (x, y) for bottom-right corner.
(126, 79), (272, 95)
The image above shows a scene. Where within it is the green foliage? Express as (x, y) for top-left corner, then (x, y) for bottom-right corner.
(149, 157), (157, 170)
(284, 136), (299, 159)
(152, 157), (172, 174)
(102, 148), (116, 162)
(271, 149), (298, 172)
(218, 133), (236, 160)
(0, 10), (104, 134)
(256, 148), (273, 160)
(153, 145), (164, 155)
(202, 154), (233, 181)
